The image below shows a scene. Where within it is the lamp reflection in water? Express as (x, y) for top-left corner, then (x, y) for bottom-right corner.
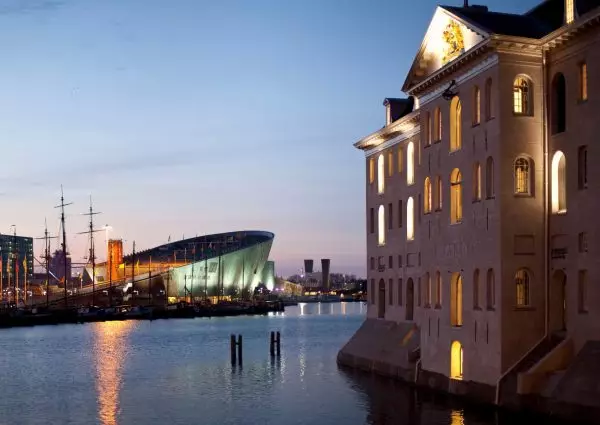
(451, 409), (465, 425)
(92, 321), (135, 425)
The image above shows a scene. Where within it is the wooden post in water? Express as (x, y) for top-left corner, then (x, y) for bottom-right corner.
(237, 335), (243, 365)
(270, 331), (275, 356)
(230, 334), (237, 365)
(276, 331), (281, 357)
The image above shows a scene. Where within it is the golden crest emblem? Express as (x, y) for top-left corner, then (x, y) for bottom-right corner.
(442, 21), (465, 64)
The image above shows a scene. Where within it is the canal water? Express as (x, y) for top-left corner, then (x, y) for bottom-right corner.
(0, 303), (568, 425)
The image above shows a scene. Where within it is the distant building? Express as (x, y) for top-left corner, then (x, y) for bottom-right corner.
(0, 234), (34, 292)
(49, 249), (72, 286)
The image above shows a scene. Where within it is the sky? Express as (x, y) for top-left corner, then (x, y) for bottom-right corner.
(0, 0), (540, 277)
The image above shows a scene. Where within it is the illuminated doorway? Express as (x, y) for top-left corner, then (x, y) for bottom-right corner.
(550, 270), (567, 332)
(450, 341), (463, 380)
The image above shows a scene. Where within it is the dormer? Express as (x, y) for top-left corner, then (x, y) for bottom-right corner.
(383, 98), (415, 126)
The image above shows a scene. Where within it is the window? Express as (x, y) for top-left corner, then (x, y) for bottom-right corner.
(434, 107), (442, 141)
(398, 255), (403, 267)
(486, 157), (495, 198)
(388, 203), (393, 230)
(450, 273), (463, 327)
(424, 177), (432, 214)
(578, 146), (588, 189)
(450, 96), (462, 152)
(514, 157), (531, 195)
(398, 278), (403, 306)
(378, 205), (385, 245)
(513, 77), (531, 115)
(377, 154), (385, 194)
(387, 151), (394, 176)
(486, 269), (495, 310)
(370, 279), (375, 305)
(436, 176), (443, 210)
(397, 147), (403, 174)
(424, 272), (431, 307)
(451, 341), (464, 380)
(369, 158), (375, 184)
(388, 255), (393, 269)
(515, 269), (530, 307)
(566, 0), (575, 24)
(473, 86), (481, 125)
(578, 270), (588, 313)
(370, 257), (375, 270)
(473, 269), (480, 309)
(417, 277), (422, 307)
(578, 232), (588, 253)
(435, 271), (442, 307)
(426, 112), (432, 146)
(407, 197), (415, 241)
(473, 163), (482, 201)
(389, 278), (394, 306)
(579, 62), (588, 101)
(398, 200), (403, 228)
(485, 78), (493, 120)
(407, 142), (415, 185)
(552, 73), (566, 134)
(552, 151), (567, 213)
(369, 208), (374, 234)
(450, 169), (463, 224)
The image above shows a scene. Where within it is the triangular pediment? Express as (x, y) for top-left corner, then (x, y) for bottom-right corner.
(402, 7), (489, 92)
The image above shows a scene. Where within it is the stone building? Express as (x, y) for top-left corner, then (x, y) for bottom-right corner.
(344, 0), (600, 411)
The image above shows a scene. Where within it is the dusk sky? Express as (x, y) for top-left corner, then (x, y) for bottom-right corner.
(0, 0), (540, 277)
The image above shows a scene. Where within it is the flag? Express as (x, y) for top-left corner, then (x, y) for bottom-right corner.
(22, 258), (27, 270)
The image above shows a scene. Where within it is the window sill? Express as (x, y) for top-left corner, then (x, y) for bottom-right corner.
(451, 325), (463, 329)
(472, 199), (482, 204)
(514, 306), (535, 312)
(434, 139), (442, 144)
(449, 148), (462, 154)
(578, 309), (589, 314)
(513, 112), (533, 117)
(514, 192), (533, 198)
(434, 304), (442, 310)
(472, 122), (481, 128)
(486, 116), (495, 122)
(486, 196), (495, 201)
(578, 98), (588, 105)
(450, 221), (463, 226)
(487, 307), (495, 312)
(424, 143), (432, 149)
(554, 210), (567, 216)
(473, 306), (482, 311)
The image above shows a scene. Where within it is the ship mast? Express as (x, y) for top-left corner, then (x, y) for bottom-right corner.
(79, 196), (102, 306)
(36, 219), (57, 307)
(55, 186), (73, 307)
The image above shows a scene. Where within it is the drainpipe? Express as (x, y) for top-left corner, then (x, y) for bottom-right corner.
(543, 47), (550, 339)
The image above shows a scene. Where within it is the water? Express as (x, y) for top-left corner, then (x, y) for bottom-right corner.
(0, 303), (567, 425)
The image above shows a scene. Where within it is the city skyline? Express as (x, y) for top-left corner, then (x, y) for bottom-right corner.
(0, 0), (539, 277)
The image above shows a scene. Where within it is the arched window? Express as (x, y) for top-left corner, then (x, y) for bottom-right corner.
(450, 96), (462, 152)
(450, 273), (463, 327)
(377, 154), (385, 194)
(473, 86), (481, 125)
(436, 176), (443, 210)
(486, 157), (494, 198)
(435, 271), (442, 307)
(552, 151), (567, 213)
(552, 73), (566, 134)
(407, 142), (415, 185)
(515, 157), (532, 195)
(486, 269), (495, 309)
(450, 169), (463, 224)
(388, 151), (394, 176)
(378, 205), (385, 246)
(424, 177), (432, 214)
(407, 197), (414, 241)
(369, 158), (375, 184)
(434, 107), (442, 141)
(513, 76), (532, 115)
(473, 269), (480, 309)
(516, 269), (531, 307)
(397, 147), (403, 174)
(485, 78), (493, 120)
(473, 163), (482, 201)
(451, 341), (464, 380)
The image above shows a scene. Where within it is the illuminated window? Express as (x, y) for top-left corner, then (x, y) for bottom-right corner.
(424, 177), (432, 214)
(435, 271), (442, 307)
(473, 269), (480, 309)
(552, 151), (567, 214)
(473, 86), (481, 125)
(513, 77), (531, 115)
(486, 269), (495, 310)
(566, 0), (575, 24)
(450, 273), (463, 327)
(515, 269), (530, 307)
(436, 176), (443, 210)
(426, 112), (432, 146)
(450, 169), (463, 224)
(378, 205), (385, 246)
(580, 62), (588, 101)
(552, 73), (566, 134)
(578, 146), (588, 189)
(377, 154), (385, 194)
(407, 197), (414, 241)
(450, 96), (462, 152)
(473, 163), (482, 201)
(450, 341), (463, 380)
(486, 157), (495, 198)
(514, 157), (531, 195)
(485, 78), (493, 120)
(397, 147), (403, 174)
(434, 107), (442, 141)
(407, 142), (415, 185)
(369, 158), (375, 184)
(388, 151), (394, 176)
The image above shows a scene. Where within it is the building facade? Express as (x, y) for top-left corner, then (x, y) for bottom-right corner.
(355, 0), (600, 391)
(0, 234), (34, 299)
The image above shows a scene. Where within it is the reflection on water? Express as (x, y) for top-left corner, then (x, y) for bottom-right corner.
(298, 301), (366, 316)
(451, 410), (465, 425)
(93, 321), (136, 425)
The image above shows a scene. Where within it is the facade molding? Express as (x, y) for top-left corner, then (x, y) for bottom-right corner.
(363, 125), (421, 158)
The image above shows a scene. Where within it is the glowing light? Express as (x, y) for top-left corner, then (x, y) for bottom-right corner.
(378, 205), (386, 246)
(552, 151), (567, 214)
(450, 341), (463, 380)
(407, 142), (415, 185)
(407, 197), (414, 241)
(377, 154), (385, 194)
